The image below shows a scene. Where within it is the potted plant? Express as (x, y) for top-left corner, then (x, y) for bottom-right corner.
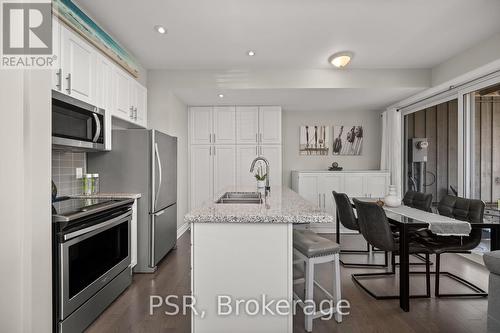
(254, 166), (267, 189)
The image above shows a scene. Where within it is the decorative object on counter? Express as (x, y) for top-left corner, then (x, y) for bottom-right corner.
(299, 125), (330, 155)
(328, 162), (343, 171)
(83, 174), (93, 196)
(332, 125), (363, 155)
(376, 199), (385, 207)
(254, 165), (267, 190)
(53, 0), (140, 77)
(384, 185), (401, 207)
(92, 173), (100, 194)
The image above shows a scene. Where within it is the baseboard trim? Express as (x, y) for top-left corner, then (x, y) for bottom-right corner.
(177, 222), (190, 239)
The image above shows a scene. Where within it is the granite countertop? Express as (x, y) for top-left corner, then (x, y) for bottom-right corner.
(185, 186), (333, 224)
(72, 193), (142, 199)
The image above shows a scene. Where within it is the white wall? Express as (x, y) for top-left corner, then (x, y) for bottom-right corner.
(432, 32), (500, 86)
(0, 70), (52, 332)
(147, 71), (189, 229)
(282, 109), (382, 187)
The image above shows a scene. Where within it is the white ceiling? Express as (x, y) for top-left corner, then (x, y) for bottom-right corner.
(174, 88), (423, 112)
(77, 0), (500, 70)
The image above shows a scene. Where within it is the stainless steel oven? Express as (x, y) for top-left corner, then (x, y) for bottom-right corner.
(52, 90), (106, 151)
(53, 198), (133, 332)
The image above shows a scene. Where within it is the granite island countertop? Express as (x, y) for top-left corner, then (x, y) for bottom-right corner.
(185, 186), (333, 224)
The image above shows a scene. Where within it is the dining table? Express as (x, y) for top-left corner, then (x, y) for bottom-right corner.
(338, 198), (500, 312)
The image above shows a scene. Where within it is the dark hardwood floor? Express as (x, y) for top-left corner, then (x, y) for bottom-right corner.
(87, 231), (489, 333)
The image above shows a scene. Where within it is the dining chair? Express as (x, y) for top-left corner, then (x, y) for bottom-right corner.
(332, 191), (388, 268)
(402, 190), (433, 212)
(351, 199), (432, 299)
(399, 190), (434, 266)
(417, 195), (487, 297)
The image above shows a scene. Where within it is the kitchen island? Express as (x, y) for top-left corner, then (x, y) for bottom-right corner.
(185, 186), (333, 333)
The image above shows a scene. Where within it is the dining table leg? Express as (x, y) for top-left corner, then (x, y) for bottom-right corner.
(491, 227), (500, 251)
(399, 223), (410, 312)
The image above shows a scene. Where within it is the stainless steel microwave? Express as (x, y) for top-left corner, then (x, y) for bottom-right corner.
(52, 90), (106, 151)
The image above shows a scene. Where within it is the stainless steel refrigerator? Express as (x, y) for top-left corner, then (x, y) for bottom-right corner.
(87, 129), (177, 273)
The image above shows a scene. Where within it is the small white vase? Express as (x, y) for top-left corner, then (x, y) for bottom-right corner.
(257, 180), (266, 189)
(384, 185), (401, 207)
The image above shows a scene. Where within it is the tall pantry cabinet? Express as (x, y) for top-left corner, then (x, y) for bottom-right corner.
(189, 106), (282, 209)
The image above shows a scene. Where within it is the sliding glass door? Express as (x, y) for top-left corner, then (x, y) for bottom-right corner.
(403, 99), (459, 205)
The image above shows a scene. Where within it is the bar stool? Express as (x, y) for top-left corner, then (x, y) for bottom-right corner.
(293, 229), (342, 332)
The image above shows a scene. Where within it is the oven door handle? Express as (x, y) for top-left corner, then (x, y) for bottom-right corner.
(63, 210), (131, 242)
(92, 111), (101, 143)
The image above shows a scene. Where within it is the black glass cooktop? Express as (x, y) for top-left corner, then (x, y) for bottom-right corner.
(52, 198), (130, 223)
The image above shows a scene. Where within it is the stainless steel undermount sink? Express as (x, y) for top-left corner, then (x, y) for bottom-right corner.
(216, 192), (263, 204)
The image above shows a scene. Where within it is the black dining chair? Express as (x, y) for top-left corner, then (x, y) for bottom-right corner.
(351, 199), (432, 300)
(332, 191), (388, 268)
(402, 190), (433, 212)
(399, 190), (434, 266)
(417, 195), (487, 297)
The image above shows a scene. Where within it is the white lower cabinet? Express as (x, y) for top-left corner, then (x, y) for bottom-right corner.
(292, 171), (390, 233)
(260, 145), (282, 187)
(190, 145), (214, 209)
(213, 145), (237, 195)
(236, 145), (260, 187)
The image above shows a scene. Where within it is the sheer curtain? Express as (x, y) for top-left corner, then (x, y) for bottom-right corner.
(380, 108), (402, 198)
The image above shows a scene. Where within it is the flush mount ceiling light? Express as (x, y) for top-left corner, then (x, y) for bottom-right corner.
(328, 51), (353, 68)
(247, 50), (256, 56)
(218, 94), (224, 98)
(154, 25), (167, 34)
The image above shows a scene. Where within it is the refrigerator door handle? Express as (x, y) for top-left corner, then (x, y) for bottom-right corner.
(154, 142), (163, 211)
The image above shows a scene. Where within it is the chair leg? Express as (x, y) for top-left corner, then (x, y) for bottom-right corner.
(435, 254), (440, 297)
(433, 253), (487, 297)
(425, 254), (430, 297)
(304, 259), (314, 332)
(333, 254), (342, 323)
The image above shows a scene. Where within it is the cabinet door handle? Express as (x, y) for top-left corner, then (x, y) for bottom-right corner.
(129, 106), (134, 119)
(260, 133), (262, 143)
(323, 194), (326, 210)
(209, 133), (212, 143)
(256, 133), (258, 143)
(213, 133), (216, 143)
(66, 73), (71, 94)
(318, 194), (321, 207)
(134, 107), (138, 120)
(213, 146), (216, 155)
(209, 146), (211, 156)
(56, 68), (62, 91)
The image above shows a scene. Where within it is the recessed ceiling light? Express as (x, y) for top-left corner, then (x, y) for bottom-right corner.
(154, 25), (167, 34)
(328, 51), (353, 68)
(218, 94), (224, 98)
(247, 50), (256, 56)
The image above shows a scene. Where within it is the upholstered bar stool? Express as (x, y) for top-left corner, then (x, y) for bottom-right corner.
(293, 229), (342, 332)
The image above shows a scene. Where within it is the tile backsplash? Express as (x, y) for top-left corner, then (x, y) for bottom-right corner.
(52, 151), (86, 197)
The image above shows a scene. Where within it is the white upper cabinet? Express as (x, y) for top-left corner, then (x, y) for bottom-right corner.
(236, 106), (259, 144)
(213, 107), (236, 144)
(60, 27), (95, 103)
(259, 106), (282, 144)
(135, 83), (147, 128)
(95, 55), (113, 150)
(236, 106), (281, 144)
(213, 145), (237, 194)
(52, 18), (62, 92)
(55, 20), (147, 128)
(190, 107), (213, 145)
(113, 67), (133, 120)
(190, 106), (236, 145)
